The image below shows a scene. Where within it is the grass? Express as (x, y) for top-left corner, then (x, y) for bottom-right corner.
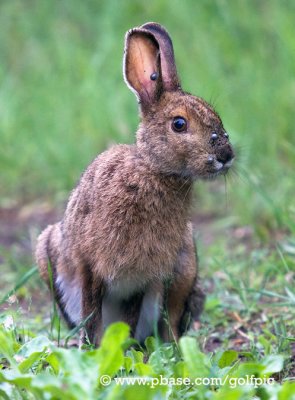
(0, 236), (294, 399)
(0, 0), (294, 398)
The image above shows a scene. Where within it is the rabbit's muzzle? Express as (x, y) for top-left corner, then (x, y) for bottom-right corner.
(208, 131), (235, 174)
(216, 143), (234, 166)
(205, 144), (234, 177)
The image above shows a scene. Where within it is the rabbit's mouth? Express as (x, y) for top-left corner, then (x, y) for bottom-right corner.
(214, 157), (234, 173)
(204, 156), (234, 179)
(204, 140), (235, 178)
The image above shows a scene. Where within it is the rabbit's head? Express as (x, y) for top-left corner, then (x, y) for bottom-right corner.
(124, 23), (234, 179)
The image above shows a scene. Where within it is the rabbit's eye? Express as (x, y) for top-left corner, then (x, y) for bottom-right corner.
(172, 117), (187, 132)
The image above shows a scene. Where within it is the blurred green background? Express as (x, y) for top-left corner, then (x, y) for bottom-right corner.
(0, 0), (294, 231)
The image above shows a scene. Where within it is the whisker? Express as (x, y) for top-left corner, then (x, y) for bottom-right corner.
(183, 182), (193, 203)
(223, 174), (229, 211)
(177, 177), (190, 194)
(208, 92), (221, 110)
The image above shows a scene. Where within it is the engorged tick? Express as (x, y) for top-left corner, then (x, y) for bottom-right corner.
(150, 72), (158, 81)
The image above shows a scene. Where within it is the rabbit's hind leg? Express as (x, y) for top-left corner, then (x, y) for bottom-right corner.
(54, 272), (82, 329)
(80, 268), (105, 346)
(36, 223), (80, 329)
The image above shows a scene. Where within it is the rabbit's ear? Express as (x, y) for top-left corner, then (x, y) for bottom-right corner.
(140, 23), (180, 92)
(124, 28), (161, 105)
(124, 23), (180, 106)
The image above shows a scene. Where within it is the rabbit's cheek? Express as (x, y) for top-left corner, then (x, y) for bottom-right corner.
(181, 151), (208, 178)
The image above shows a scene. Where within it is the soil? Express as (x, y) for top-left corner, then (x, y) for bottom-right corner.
(0, 202), (61, 318)
(0, 202), (61, 251)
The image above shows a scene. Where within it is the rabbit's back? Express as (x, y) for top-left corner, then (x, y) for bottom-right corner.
(60, 144), (192, 286)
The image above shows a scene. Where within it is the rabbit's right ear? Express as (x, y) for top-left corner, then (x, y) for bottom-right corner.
(124, 28), (161, 106)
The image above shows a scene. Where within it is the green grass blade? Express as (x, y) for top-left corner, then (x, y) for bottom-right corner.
(0, 266), (38, 305)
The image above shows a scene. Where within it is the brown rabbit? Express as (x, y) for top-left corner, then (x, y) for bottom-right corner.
(36, 22), (234, 346)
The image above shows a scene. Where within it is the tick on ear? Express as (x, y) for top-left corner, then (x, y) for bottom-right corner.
(150, 72), (158, 81)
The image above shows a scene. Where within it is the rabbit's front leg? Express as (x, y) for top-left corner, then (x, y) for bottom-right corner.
(160, 224), (205, 342)
(134, 281), (164, 344)
(101, 290), (143, 337)
(178, 274), (205, 335)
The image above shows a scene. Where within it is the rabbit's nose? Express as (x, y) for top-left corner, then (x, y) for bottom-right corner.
(216, 144), (234, 165)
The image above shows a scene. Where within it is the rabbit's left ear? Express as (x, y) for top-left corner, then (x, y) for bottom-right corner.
(124, 23), (180, 107)
(140, 22), (180, 92)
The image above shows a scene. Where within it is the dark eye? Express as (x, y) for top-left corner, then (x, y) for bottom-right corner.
(172, 117), (187, 133)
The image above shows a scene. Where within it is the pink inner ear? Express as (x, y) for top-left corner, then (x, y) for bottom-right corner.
(135, 41), (159, 99)
(139, 71), (157, 100)
(125, 31), (160, 102)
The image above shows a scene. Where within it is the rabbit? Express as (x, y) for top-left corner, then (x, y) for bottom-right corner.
(35, 22), (234, 346)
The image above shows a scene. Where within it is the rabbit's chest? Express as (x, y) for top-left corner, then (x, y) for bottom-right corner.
(94, 192), (189, 282)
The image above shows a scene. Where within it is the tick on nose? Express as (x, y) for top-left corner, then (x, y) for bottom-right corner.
(209, 132), (218, 146)
(216, 144), (234, 164)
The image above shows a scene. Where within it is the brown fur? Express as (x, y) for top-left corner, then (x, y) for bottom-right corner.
(35, 22), (234, 345)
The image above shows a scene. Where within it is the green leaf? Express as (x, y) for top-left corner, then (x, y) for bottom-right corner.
(0, 329), (18, 367)
(238, 351), (255, 360)
(97, 322), (130, 379)
(31, 373), (77, 400)
(18, 352), (44, 373)
(235, 362), (265, 378)
(278, 381), (295, 400)
(0, 382), (13, 400)
(179, 337), (210, 380)
(46, 353), (60, 375)
(16, 336), (53, 373)
(17, 335), (52, 358)
(215, 385), (253, 399)
(0, 369), (33, 389)
(262, 355), (284, 374)
(173, 361), (189, 378)
(107, 384), (168, 400)
(125, 384), (168, 399)
(258, 335), (271, 355)
(144, 336), (157, 355)
(100, 322), (130, 351)
(221, 359), (241, 379)
(218, 350), (239, 368)
(134, 362), (153, 376)
(129, 349), (144, 364)
(49, 347), (98, 398)
(123, 356), (133, 374)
